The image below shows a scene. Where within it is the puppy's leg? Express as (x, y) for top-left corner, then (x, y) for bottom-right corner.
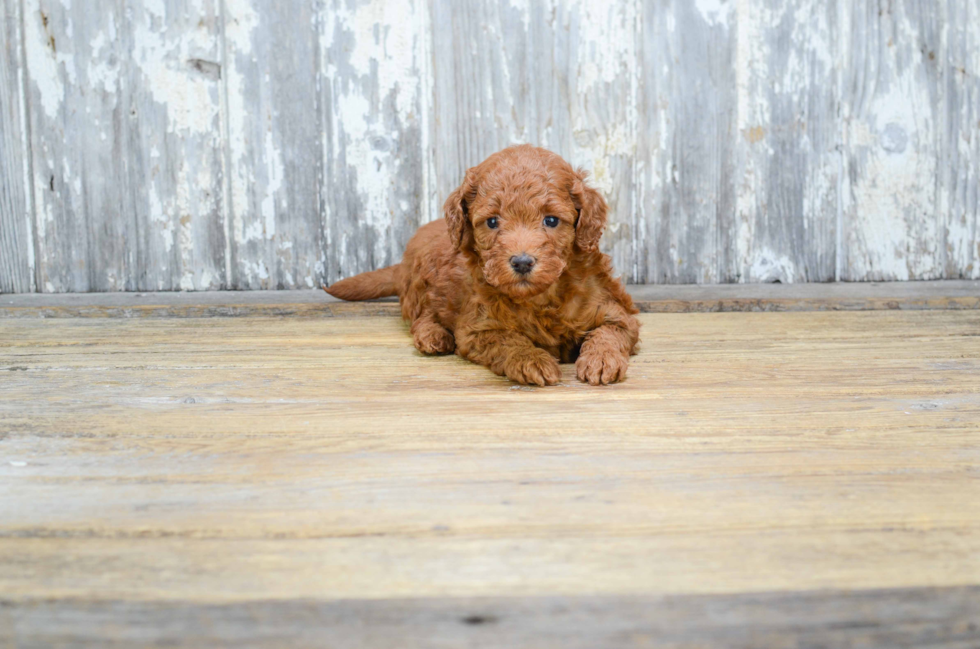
(411, 313), (455, 355)
(456, 329), (561, 387)
(576, 305), (640, 385)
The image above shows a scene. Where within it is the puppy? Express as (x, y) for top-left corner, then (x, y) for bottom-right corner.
(325, 145), (640, 386)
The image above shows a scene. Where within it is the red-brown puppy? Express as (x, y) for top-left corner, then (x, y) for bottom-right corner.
(326, 144), (640, 386)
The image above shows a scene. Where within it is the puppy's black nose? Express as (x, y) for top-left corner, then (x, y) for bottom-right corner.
(510, 254), (535, 275)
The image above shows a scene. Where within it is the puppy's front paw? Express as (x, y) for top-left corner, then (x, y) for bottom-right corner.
(505, 350), (561, 386)
(413, 323), (455, 355)
(576, 351), (629, 385)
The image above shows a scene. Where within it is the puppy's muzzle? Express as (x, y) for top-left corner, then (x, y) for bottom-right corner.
(510, 254), (535, 276)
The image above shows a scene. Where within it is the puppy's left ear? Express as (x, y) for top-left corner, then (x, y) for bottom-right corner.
(570, 169), (608, 252)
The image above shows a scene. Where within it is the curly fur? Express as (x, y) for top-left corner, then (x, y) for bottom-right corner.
(326, 144), (640, 386)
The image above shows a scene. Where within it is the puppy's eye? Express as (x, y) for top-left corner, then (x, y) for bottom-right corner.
(486, 217), (499, 229)
(543, 216), (560, 228)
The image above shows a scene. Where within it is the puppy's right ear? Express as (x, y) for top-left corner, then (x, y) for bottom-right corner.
(444, 170), (478, 251)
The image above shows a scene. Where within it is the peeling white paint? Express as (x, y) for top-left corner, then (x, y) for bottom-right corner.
(571, 121), (632, 197)
(133, 6), (216, 136)
(223, 0), (260, 253)
(10, 0), (979, 292)
(695, 0), (733, 27)
(417, 0), (437, 224)
(347, 1), (418, 125)
(506, 0), (531, 30)
(24, 7), (66, 119)
(749, 249), (798, 283)
(148, 184), (175, 254)
(16, 57), (37, 290)
(562, 0), (636, 272)
(731, 0), (841, 283)
(843, 14), (941, 281)
(242, 260), (269, 281)
(573, 0), (633, 89)
(85, 13), (120, 94)
(734, 0), (769, 277)
(321, 0), (421, 271)
(334, 92), (379, 232)
(260, 129), (282, 239)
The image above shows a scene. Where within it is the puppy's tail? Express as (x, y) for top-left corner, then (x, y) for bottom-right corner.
(324, 264), (399, 301)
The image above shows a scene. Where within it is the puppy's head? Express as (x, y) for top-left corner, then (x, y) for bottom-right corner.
(444, 145), (607, 300)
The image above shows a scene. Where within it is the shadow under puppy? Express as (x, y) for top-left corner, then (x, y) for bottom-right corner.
(326, 144), (640, 386)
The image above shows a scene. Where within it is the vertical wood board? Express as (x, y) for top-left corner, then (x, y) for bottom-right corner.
(128, 0), (227, 291)
(840, 0), (945, 281)
(23, 0), (225, 292)
(223, 0), (320, 289)
(636, 0), (739, 284)
(733, 0), (839, 283)
(941, 0), (980, 279)
(0, 0), (35, 293)
(317, 0), (426, 287)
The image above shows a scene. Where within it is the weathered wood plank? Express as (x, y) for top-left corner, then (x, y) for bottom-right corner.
(3, 408), (979, 538)
(317, 0), (427, 287)
(22, 0), (226, 292)
(840, 0), (945, 281)
(222, 0), (319, 289)
(942, 0), (980, 279)
(6, 587), (980, 649)
(0, 0), (34, 293)
(733, 0), (839, 282)
(128, 0), (227, 291)
(21, 0), (96, 292)
(638, 0), (839, 284)
(636, 0), (738, 283)
(431, 0), (636, 278)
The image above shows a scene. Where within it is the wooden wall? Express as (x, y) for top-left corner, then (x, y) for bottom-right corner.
(1, 0), (978, 292)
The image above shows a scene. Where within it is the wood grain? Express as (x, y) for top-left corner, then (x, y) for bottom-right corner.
(128, 0), (227, 292)
(0, 0), (34, 294)
(638, 0), (842, 284)
(0, 310), (979, 646)
(732, 0), (839, 282)
(840, 0), (945, 281)
(3, 0), (980, 293)
(223, 0), (319, 290)
(942, 0), (980, 279)
(7, 587), (980, 648)
(23, 0), (226, 292)
(23, 0), (117, 292)
(317, 0), (427, 287)
(636, 0), (738, 284)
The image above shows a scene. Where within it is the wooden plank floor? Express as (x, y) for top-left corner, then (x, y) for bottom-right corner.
(2, 306), (980, 647)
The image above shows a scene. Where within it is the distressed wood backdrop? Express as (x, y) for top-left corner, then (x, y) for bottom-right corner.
(1, 0), (978, 293)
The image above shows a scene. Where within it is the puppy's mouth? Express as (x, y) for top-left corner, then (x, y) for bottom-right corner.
(514, 279), (542, 294)
(482, 254), (566, 299)
(504, 279), (549, 299)
(498, 271), (565, 299)
(486, 273), (540, 292)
